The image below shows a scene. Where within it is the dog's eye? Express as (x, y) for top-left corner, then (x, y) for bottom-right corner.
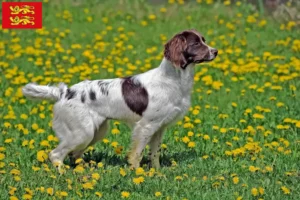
(193, 42), (200, 46)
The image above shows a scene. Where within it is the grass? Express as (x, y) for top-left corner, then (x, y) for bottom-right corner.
(1, 0), (300, 199)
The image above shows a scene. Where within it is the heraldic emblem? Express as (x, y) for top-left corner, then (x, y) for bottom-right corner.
(2, 2), (42, 29)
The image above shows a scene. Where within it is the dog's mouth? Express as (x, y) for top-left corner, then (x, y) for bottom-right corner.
(194, 57), (215, 63)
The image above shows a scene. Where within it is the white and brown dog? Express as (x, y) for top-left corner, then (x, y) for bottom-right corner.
(22, 29), (218, 170)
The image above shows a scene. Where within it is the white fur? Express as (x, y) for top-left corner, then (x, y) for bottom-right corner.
(22, 49), (217, 171)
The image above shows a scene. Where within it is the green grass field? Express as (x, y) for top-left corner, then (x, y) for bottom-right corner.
(1, 0), (300, 199)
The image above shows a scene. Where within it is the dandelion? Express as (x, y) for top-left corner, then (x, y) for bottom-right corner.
(111, 141), (118, 148)
(188, 141), (196, 148)
(148, 14), (156, 20)
(95, 192), (103, 197)
(37, 150), (48, 162)
(0, 153), (5, 160)
(182, 136), (190, 143)
(92, 173), (100, 180)
(133, 176), (144, 185)
(259, 187), (264, 195)
(251, 188), (258, 196)
(82, 182), (94, 190)
(233, 176), (239, 184)
(135, 167), (144, 176)
(203, 135), (210, 140)
(111, 128), (120, 135)
(47, 188), (54, 196)
(121, 191), (130, 198)
(281, 186), (291, 194)
(249, 165), (259, 172)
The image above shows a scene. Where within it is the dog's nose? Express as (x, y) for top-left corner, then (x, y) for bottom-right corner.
(211, 49), (218, 57)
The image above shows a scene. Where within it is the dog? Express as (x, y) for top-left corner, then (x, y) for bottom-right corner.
(22, 29), (218, 170)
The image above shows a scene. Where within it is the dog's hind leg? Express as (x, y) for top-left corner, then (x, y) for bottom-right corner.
(89, 120), (109, 146)
(71, 120), (109, 161)
(49, 104), (105, 171)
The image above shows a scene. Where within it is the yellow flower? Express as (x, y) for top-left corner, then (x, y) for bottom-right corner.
(188, 141), (196, 148)
(31, 123), (39, 130)
(265, 166), (273, 172)
(220, 128), (227, 133)
(10, 169), (20, 176)
(161, 144), (167, 149)
(92, 173), (100, 180)
(160, 7), (167, 13)
(224, 0), (230, 6)
(155, 192), (162, 197)
(60, 191), (68, 197)
(281, 186), (290, 194)
(5, 138), (13, 143)
(95, 192), (102, 197)
(40, 140), (50, 147)
(133, 176), (144, 185)
(20, 114), (28, 120)
(73, 165), (85, 173)
(203, 135), (210, 140)
(182, 136), (190, 143)
(120, 168), (127, 177)
(37, 150), (48, 162)
(97, 162), (104, 168)
(82, 182), (94, 190)
(121, 191), (130, 198)
(141, 20), (148, 26)
(187, 131), (194, 137)
(295, 121), (300, 128)
(233, 176), (239, 184)
(22, 194), (32, 200)
(111, 141), (118, 148)
(135, 167), (144, 175)
(253, 113), (264, 119)
(148, 14), (156, 20)
(259, 187), (264, 195)
(251, 188), (258, 196)
(249, 165), (259, 172)
(0, 153), (5, 160)
(111, 128), (120, 135)
(46, 188), (54, 196)
(102, 138), (110, 144)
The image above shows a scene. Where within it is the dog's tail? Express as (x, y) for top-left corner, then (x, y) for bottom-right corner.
(22, 83), (67, 102)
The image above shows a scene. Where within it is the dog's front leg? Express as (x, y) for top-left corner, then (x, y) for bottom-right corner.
(149, 128), (164, 169)
(127, 122), (159, 169)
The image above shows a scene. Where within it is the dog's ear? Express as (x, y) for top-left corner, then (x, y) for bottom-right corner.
(164, 33), (188, 68)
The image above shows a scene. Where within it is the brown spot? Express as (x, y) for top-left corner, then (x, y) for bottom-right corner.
(122, 77), (148, 116)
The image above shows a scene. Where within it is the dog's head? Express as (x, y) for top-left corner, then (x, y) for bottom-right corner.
(164, 29), (218, 69)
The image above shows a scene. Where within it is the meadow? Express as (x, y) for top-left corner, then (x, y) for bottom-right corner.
(1, 0), (300, 199)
